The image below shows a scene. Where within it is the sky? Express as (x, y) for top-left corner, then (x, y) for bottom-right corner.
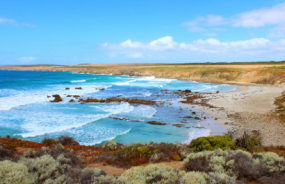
(1, 0), (285, 65)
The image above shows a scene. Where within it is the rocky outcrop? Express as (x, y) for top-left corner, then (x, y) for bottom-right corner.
(50, 94), (63, 102)
(78, 97), (156, 105)
(147, 121), (166, 125)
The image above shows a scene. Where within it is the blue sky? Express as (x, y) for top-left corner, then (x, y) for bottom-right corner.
(1, 0), (285, 65)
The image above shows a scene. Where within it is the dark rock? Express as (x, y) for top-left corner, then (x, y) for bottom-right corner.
(66, 87), (70, 90)
(67, 95), (72, 97)
(183, 116), (193, 119)
(69, 99), (75, 103)
(216, 91), (219, 93)
(192, 112), (196, 114)
(109, 117), (143, 122)
(194, 117), (201, 120)
(47, 96), (51, 98)
(50, 94), (63, 102)
(78, 97), (156, 105)
(75, 87), (83, 90)
(73, 95), (80, 98)
(172, 124), (185, 128)
(147, 121), (166, 125)
(184, 90), (191, 93)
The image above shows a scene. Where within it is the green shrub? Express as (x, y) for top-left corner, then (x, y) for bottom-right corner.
(173, 155), (182, 161)
(117, 163), (185, 184)
(189, 135), (235, 151)
(179, 171), (207, 184)
(0, 160), (35, 184)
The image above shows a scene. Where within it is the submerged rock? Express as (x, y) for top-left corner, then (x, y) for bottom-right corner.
(172, 124), (185, 128)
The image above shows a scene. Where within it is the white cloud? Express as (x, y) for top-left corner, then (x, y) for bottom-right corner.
(182, 2), (285, 37)
(19, 57), (37, 63)
(103, 36), (285, 60)
(232, 3), (285, 27)
(0, 17), (36, 27)
(0, 17), (16, 25)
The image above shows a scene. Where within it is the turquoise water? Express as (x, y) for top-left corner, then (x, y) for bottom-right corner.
(0, 70), (235, 145)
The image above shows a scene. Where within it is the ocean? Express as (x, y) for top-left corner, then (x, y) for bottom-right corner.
(0, 70), (235, 145)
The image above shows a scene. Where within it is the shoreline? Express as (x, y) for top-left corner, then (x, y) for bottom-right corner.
(2, 69), (285, 146)
(180, 84), (285, 144)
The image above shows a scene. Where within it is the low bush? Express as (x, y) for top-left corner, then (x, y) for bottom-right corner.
(179, 171), (207, 184)
(41, 138), (56, 146)
(0, 146), (14, 161)
(0, 160), (35, 184)
(189, 135), (235, 151)
(58, 135), (79, 146)
(117, 163), (185, 184)
(17, 145), (108, 183)
(95, 142), (182, 167)
(234, 131), (262, 152)
(183, 149), (285, 183)
(149, 152), (169, 163)
(102, 140), (118, 151)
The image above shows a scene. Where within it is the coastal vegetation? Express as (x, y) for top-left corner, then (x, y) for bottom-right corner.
(1, 133), (285, 183)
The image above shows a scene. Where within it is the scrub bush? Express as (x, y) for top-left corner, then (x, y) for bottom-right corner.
(183, 149), (285, 182)
(117, 163), (185, 184)
(234, 131), (262, 152)
(28, 144), (83, 168)
(189, 135), (235, 151)
(0, 160), (35, 184)
(41, 138), (56, 146)
(58, 135), (79, 146)
(149, 152), (169, 163)
(179, 171), (207, 184)
(0, 146), (14, 161)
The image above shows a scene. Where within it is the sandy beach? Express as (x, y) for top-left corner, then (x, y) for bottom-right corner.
(181, 84), (285, 146)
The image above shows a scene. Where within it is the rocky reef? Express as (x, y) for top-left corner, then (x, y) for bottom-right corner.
(78, 97), (156, 105)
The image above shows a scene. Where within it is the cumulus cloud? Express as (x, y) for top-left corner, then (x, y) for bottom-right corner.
(182, 2), (285, 37)
(19, 57), (37, 63)
(102, 36), (285, 60)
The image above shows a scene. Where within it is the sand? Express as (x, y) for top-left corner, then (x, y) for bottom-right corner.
(180, 84), (285, 146)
